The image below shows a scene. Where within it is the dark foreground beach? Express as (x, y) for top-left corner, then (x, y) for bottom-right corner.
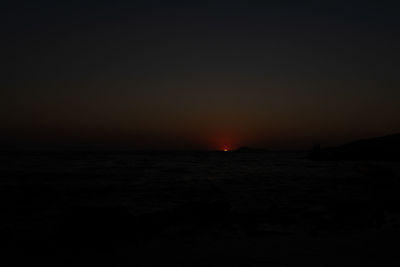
(1, 150), (400, 266)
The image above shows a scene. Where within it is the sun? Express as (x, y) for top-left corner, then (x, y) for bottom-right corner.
(222, 146), (230, 152)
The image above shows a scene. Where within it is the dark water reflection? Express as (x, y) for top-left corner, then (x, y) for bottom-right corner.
(1, 151), (400, 266)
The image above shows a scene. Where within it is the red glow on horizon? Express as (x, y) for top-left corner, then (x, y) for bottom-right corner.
(206, 132), (246, 151)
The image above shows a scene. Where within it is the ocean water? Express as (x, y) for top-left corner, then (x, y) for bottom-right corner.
(2, 151), (400, 266)
(1, 150), (399, 212)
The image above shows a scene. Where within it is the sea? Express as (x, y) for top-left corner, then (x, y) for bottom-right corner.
(1, 150), (400, 266)
(0, 150), (372, 213)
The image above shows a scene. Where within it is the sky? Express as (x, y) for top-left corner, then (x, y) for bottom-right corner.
(2, 0), (400, 150)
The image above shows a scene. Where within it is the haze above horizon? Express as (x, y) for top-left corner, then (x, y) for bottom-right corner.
(2, 0), (400, 150)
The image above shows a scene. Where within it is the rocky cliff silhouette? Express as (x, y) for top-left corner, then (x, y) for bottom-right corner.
(309, 133), (400, 161)
(234, 147), (269, 153)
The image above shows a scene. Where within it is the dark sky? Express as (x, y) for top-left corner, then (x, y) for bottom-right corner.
(2, 0), (400, 150)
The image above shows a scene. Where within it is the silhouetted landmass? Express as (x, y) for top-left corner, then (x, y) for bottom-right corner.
(309, 133), (400, 161)
(234, 147), (269, 153)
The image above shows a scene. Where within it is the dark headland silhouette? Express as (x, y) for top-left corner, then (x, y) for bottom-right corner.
(234, 147), (269, 153)
(309, 133), (400, 161)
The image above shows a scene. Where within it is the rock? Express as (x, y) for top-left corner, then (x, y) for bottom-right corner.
(309, 133), (400, 161)
(234, 147), (269, 153)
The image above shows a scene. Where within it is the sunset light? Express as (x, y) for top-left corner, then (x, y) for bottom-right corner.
(4, 1), (399, 266)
